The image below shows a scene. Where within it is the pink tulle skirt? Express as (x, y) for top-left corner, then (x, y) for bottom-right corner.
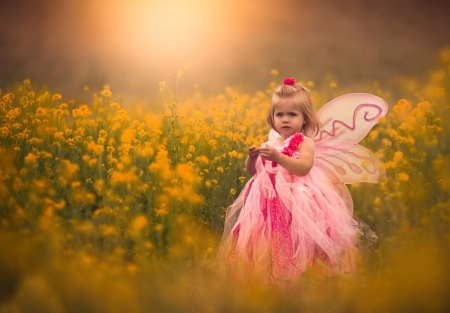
(217, 156), (363, 283)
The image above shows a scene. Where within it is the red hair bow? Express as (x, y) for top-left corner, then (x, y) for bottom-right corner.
(281, 77), (295, 85)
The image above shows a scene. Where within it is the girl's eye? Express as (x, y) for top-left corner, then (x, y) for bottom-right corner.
(275, 113), (283, 117)
(289, 113), (296, 117)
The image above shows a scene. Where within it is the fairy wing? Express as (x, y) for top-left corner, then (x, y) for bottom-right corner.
(313, 93), (387, 184)
(268, 129), (280, 141)
(314, 93), (388, 144)
(315, 140), (385, 184)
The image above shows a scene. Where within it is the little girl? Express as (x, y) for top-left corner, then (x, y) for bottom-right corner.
(217, 78), (386, 284)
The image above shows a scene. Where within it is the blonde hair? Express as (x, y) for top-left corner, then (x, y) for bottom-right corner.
(267, 83), (320, 137)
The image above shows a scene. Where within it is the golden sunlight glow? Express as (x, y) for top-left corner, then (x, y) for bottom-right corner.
(116, 0), (225, 58)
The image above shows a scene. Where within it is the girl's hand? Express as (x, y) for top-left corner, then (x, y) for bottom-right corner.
(259, 146), (280, 162)
(248, 146), (260, 160)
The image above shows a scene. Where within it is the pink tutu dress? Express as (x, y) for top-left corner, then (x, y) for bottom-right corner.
(217, 93), (388, 283)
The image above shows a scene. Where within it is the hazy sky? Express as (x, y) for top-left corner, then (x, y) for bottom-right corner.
(1, 0), (449, 98)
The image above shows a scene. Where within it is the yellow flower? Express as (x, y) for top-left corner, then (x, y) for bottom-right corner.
(208, 139), (217, 146)
(270, 69), (279, 75)
(230, 188), (236, 195)
(217, 167), (224, 173)
(393, 151), (403, 163)
(24, 153), (38, 166)
(154, 223), (164, 232)
(54, 200), (65, 210)
(54, 132), (63, 140)
(155, 207), (168, 216)
(72, 104), (92, 118)
(0, 126), (11, 137)
(101, 225), (117, 236)
(71, 181), (81, 188)
(52, 94), (62, 101)
(132, 215), (148, 231)
(398, 172), (410, 181)
(329, 82), (337, 88)
(101, 89), (112, 97)
(239, 176), (245, 183)
(88, 159), (97, 167)
(382, 138), (392, 147)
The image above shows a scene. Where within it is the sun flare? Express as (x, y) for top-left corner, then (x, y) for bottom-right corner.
(116, 0), (224, 58)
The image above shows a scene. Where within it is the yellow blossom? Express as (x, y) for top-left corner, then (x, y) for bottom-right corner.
(155, 207), (168, 216)
(154, 224), (164, 232)
(393, 151), (403, 163)
(52, 94), (62, 101)
(398, 172), (410, 181)
(382, 138), (392, 147)
(24, 153), (38, 166)
(101, 89), (112, 97)
(132, 215), (148, 232)
(306, 81), (315, 87)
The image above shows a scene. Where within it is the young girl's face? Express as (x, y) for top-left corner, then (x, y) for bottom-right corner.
(273, 100), (305, 139)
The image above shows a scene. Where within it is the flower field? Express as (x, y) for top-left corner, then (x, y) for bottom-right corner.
(1, 51), (450, 312)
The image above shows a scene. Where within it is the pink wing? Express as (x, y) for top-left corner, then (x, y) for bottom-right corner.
(315, 140), (385, 184)
(313, 93), (387, 185)
(314, 93), (388, 144)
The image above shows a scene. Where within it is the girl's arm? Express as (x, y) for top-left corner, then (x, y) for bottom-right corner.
(259, 139), (315, 176)
(245, 146), (260, 175)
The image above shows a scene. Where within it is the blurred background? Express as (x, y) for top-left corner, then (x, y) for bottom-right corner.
(1, 0), (450, 98)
